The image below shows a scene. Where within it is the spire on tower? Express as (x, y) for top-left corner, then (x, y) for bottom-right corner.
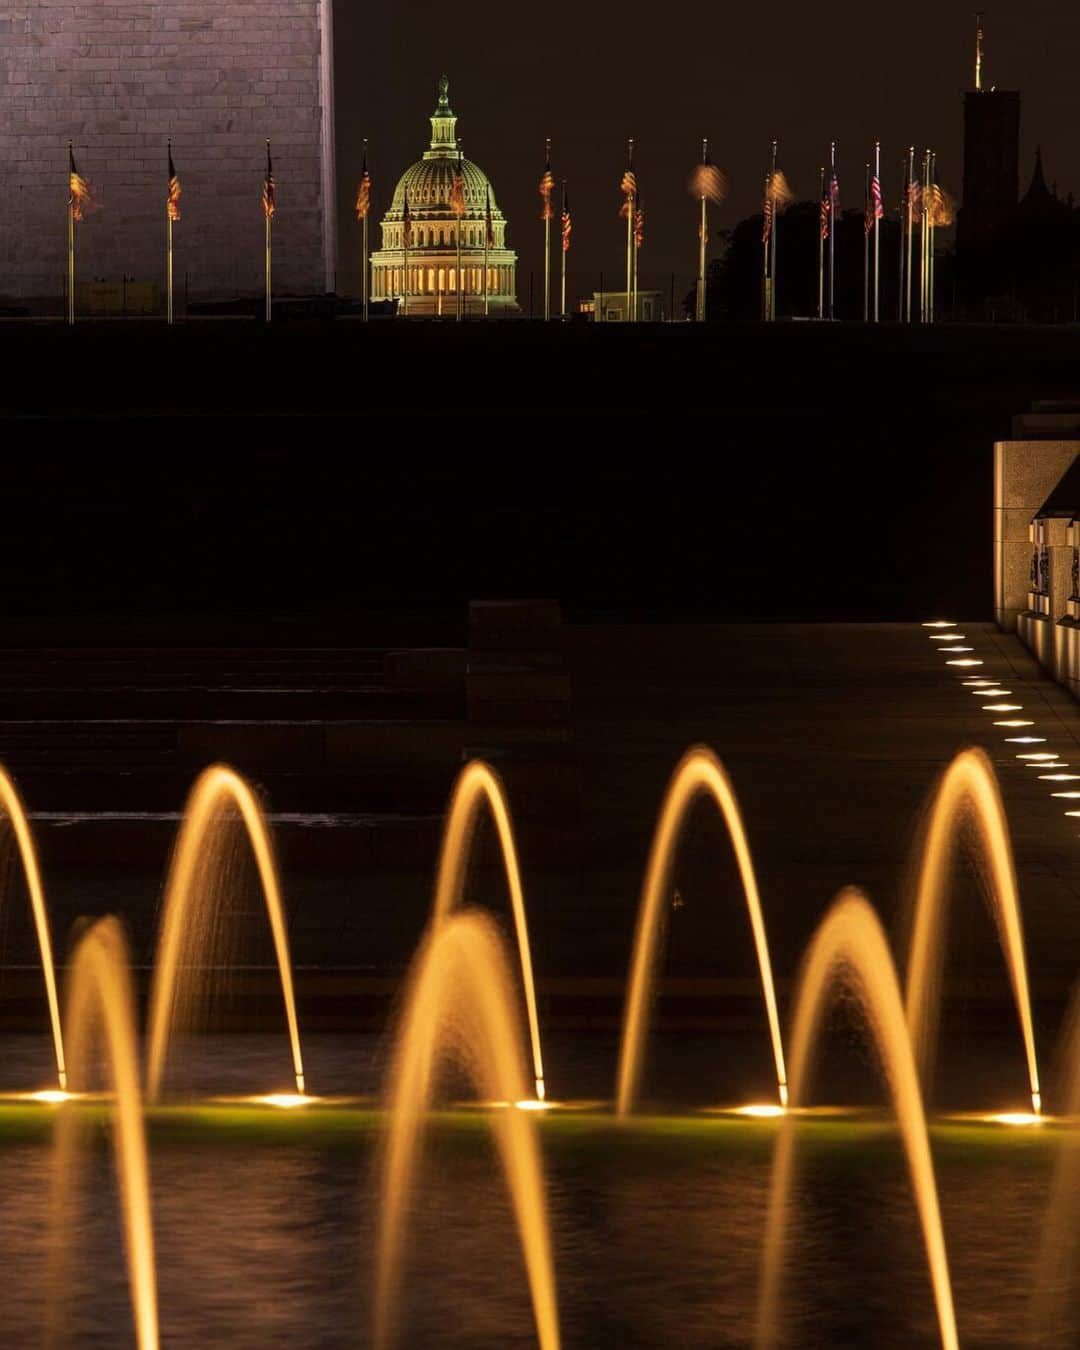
(975, 12), (984, 91)
(429, 74), (458, 153)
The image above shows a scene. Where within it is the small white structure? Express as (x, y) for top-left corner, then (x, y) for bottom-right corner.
(585, 290), (663, 323)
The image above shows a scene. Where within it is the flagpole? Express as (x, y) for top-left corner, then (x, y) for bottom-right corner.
(920, 147), (930, 323)
(484, 186), (490, 318)
(561, 180), (568, 319)
(631, 194), (639, 321)
(698, 137), (709, 323)
(873, 140), (881, 324)
(166, 140), (174, 326)
(624, 139), (634, 323)
(928, 149), (937, 324)
(545, 144), (553, 320)
(769, 140), (778, 321)
(362, 139), (369, 323)
(402, 195), (409, 317)
(863, 160), (870, 323)
(264, 140), (272, 325)
(761, 172), (770, 322)
(817, 165), (825, 321)
(828, 140), (836, 321)
(67, 142), (75, 326)
(905, 145), (915, 324)
(898, 153), (907, 322)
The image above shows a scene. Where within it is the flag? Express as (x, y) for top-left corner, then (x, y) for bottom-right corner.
(619, 164), (637, 219)
(167, 144), (181, 222)
(450, 152), (466, 219)
(485, 186), (495, 248)
(763, 180), (774, 245)
(634, 200), (644, 250)
(262, 143), (275, 219)
(539, 157), (555, 222)
(690, 162), (726, 205)
(820, 187), (831, 241)
(561, 188), (571, 253)
(355, 154), (371, 220)
(907, 177), (921, 220)
(402, 193), (412, 250)
(867, 170), (883, 233)
(926, 182), (954, 227)
(68, 145), (94, 222)
(828, 166), (840, 215)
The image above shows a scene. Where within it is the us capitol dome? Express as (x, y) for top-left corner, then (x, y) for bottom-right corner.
(370, 76), (519, 316)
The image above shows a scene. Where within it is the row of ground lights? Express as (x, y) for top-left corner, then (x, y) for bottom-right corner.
(924, 621), (1080, 805)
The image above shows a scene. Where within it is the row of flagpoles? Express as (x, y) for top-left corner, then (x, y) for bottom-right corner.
(64, 134), (951, 324)
(67, 139), (274, 326)
(762, 139), (953, 326)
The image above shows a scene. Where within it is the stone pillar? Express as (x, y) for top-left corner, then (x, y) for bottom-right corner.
(994, 440), (1079, 631)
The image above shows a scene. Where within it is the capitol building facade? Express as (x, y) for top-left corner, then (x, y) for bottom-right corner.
(370, 78), (518, 315)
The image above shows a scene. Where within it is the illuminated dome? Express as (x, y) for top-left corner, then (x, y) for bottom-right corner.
(370, 76), (518, 316)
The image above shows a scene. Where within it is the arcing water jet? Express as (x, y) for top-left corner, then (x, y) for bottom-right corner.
(431, 760), (546, 1100)
(616, 746), (788, 1115)
(905, 747), (1041, 1113)
(0, 765), (67, 1089)
(145, 764), (305, 1100)
(49, 917), (158, 1350)
(374, 908), (559, 1350)
(755, 889), (957, 1350)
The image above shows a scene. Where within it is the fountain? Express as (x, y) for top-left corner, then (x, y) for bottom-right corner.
(431, 759), (546, 1101)
(616, 745), (788, 1115)
(755, 888), (957, 1350)
(0, 766), (66, 1089)
(48, 916), (158, 1350)
(145, 764), (305, 1100)
(374, 907), (559, 1350)
(904, 747), (1041, 1113)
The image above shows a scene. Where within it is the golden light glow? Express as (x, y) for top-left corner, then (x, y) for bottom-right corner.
(984, 1111), (1044, 1127)
(1039, 774), (1080, 782)
(962, 679), (995, 686)
(1018, 752), (1057, 760)
(1035, 763), (1070, 770)
(1051, 792), (1080, 799)
(514, 1099), (554, 1112)
(947, 659), (982, 667)
(252, 1093), (313, 1109)
(24, 1089), (74, 1104)
(922, 621), (958, 628)
(733, 1102), (786, 1118)
(993, 720), (1034, 728)
(940, 646), (974, 653)
(982, 704), (1023, 712)
(1006, 737), (1046, 744)
(979, 689), (1012, 697)
(930, 634), (966, 641)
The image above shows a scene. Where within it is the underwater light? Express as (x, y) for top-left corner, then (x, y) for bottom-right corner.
(733, 1103), (787, 1119)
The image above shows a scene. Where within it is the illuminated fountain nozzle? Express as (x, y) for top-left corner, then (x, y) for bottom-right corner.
(535, 1076), (545, 1102)
(296, 1072), (306, 1096)
(778, 1081), (789, 1108)
(733, 1102), (786, 1118)
(1033, 1090), (1042, 1116)
(255, 1092), (312, 1109)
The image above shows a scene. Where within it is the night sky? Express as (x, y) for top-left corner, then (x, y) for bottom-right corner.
(333, 2), (1080, 298)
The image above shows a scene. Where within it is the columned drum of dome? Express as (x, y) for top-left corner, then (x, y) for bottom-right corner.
(371, 76), (519, 316)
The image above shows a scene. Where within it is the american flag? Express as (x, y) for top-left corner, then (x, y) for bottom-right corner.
(619, 165), (637, 219)
(355, 154), (371, 220)
(634, 200), (644, 250)
(865, 170), (882, 236)
(68, 144), (94, 223)
(167, 144), (181, 222)
(561, 187), (572, 253)
(820, 188), (830, 241)
(262, 143), (275, 220)
(762, 177), (774, 245)
(450, 153), (466, 219)
(402, 193), (412, 250)
(485, 186), (495, 249)
(539, 157), (555, 222)
(907, 177), (922, 221)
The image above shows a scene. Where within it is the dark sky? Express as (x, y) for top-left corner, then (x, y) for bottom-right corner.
(332, 3), (1080, 300)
